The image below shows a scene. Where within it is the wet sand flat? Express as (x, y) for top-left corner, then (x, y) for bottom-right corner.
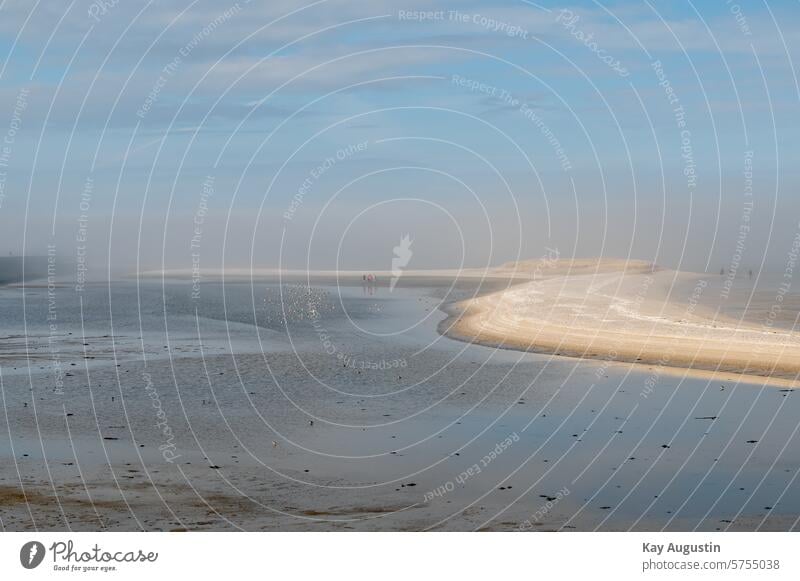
(2, 277), (799, 531)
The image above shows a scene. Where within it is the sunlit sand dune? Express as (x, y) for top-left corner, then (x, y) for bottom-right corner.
(444, 258), (800, 386)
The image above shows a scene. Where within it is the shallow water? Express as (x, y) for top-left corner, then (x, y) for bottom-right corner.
(0, 278), (798, 531)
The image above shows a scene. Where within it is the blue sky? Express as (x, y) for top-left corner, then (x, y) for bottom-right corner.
(0, 0), (798, 273)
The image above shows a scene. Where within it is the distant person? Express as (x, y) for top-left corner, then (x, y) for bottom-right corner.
(749, 269), (753, 280)
(720, 267), (725, 276)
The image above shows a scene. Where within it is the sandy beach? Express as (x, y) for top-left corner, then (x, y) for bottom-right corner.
(443, 259), (800, 386)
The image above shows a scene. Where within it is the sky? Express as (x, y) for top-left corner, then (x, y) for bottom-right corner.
(0, 0), (798, 276)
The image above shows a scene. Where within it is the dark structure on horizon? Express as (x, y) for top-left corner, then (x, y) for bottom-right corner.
(0, 256), (48, 285)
